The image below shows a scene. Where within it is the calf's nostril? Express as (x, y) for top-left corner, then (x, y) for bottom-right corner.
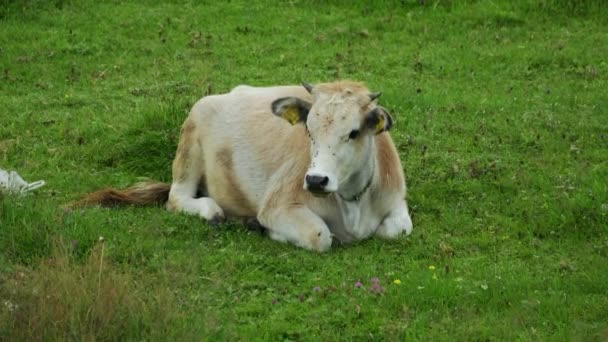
(306, 175), (328, 188)
(305, 175), (315, 185)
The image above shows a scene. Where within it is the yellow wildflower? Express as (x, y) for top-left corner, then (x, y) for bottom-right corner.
(428, 265), (436, 270)
(393, 279), (402, 285)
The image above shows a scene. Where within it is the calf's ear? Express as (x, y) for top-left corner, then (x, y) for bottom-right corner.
(271, 97), (311, 125)
(364, 107), (394, 134)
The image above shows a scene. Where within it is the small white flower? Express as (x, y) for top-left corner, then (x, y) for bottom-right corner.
(480, 284), (488, 290)
(4, 300), (18, 312)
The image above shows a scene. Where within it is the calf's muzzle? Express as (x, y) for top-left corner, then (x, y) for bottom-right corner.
(305, 174), (330, 194)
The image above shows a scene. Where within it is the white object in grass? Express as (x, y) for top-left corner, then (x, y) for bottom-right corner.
(0, 168), (46, 194)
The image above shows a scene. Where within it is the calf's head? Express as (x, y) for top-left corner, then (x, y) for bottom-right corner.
(272, 81), (393, 196)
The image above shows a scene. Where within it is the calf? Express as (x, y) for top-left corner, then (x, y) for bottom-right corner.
(81, 81), (413, 251)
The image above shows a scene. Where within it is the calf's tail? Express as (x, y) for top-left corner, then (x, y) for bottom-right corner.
(73, 182), (171, 208)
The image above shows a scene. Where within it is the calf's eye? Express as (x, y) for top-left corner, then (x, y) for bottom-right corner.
(348, 130), (360, 140)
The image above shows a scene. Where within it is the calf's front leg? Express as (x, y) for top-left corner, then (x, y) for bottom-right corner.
(258, 204), (333, 252)
(375, 200), (413, 239)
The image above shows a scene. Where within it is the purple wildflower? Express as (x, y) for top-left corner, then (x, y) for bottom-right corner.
(355, 280), (363, 288)
(313, 286), (321, 292)
(371, 277), (379, 284)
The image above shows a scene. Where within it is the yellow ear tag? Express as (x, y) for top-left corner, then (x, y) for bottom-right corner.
(283, 106), (300, 125)
(375, 116), (385, 134)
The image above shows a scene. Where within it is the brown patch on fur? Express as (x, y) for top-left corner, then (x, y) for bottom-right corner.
(72, 182), (171, 208)
(360, 103), (371, 114)
(173, 118), (197, 182)
(375, 133), (405, 192)
(181, 118), (196, 135)
(258, 126), (318, 219)
(215, 147), (255, 215)
(215, 147), (233, 176)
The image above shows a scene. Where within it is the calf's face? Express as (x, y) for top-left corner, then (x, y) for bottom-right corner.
(272, 83), (393, 196)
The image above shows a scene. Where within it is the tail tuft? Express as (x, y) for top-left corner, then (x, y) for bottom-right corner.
(73, 182), (170, 208)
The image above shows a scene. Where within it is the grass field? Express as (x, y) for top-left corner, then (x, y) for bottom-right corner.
(1, 0), (607, 340)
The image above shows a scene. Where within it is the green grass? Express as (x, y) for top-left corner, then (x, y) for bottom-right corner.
(1, 0), (607, 340)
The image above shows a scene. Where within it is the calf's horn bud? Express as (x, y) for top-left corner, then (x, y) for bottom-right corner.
(302, 82), (314, 94)
(369, 92), (382, 102)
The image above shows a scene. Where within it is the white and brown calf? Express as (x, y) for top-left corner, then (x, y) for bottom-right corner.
(80, 81), (413, 252)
